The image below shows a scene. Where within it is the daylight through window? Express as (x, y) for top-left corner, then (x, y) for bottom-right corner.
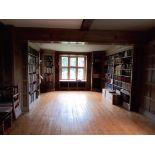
(59, 55), (87, 81)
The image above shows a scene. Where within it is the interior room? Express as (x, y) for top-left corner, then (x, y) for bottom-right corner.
(0, 19), (155, 135)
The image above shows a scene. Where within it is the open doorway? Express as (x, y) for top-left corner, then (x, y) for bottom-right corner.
(27, 41), (133, 110)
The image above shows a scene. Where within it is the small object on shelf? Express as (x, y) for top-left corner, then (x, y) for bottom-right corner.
(103, 89), (121, 105)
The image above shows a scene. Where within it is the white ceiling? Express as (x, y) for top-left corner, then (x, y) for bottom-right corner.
(0, 19), (83, 29)
(29, 41), (132, 54)
(1, 19), (155, 31)
(29, 42), (112, 52)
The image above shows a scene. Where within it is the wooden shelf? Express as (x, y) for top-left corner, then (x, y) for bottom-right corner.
(44, 73), (53, 74)
(114, 79), (131, 84)
(113, 74), (131, 77)
(28, 72), (36, 74)
(113, 84), (131, 92)
(121, 56), (132, 59)
(114, 69), (132, 70)
(114, 63), (123, 65)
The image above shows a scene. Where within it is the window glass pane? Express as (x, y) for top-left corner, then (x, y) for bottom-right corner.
(70, 68), (76, 80)
(61, 57), (68, 67)
(70, 57), (76, 66)
(62, 68), (68, 79)
(78, 57), (85, 67)
(78, 68), (84, 80)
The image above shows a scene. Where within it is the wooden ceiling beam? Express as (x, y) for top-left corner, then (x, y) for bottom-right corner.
(80, 19), (94, 31)
(15, 27), (147, 44)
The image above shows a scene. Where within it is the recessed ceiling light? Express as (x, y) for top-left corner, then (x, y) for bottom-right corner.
(60, 41), (86, 45)
(70, 42), (77, 44)
(61, 41), (69, 44)
(77, 42), (85, 45)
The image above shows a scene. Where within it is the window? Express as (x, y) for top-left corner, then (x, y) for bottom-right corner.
(60, 55), (87, 81)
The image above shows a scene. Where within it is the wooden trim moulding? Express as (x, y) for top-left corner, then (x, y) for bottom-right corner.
(15, 27), (147, 44)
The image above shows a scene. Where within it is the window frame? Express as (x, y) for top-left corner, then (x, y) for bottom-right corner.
(59, 55), (87, 81)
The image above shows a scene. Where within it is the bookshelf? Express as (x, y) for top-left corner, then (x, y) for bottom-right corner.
(43, 55), (54, 83)
(105, 49), (133, 110)
(28, 47), (40, 104)
(40, 52), (55, 92)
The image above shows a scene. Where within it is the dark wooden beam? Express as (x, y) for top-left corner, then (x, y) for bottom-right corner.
(15, 27), (147, 44)
(80, 19), (94, 31)
(0, 22), (4, 26)
(145, 28), (155, 42)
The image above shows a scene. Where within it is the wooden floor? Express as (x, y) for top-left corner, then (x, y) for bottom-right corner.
(10, 91), (155, 135)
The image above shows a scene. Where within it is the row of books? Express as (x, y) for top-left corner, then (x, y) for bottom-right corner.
(114, 49), (133, 58)
(28, 65), (38, 73)
(28, 55), (39, 64)
(115, 57), (132, 64)
(28, 49), (40, 104)
(114, 70), (132, 76)
(113, 80), (131, 91)
(44, 74), (53, 82)
(44, 56), (53, 62)
(115, 64), (132, 69)
(113, 75), (131, 83)
(44, 67), (53, 74)
(29, 83), (39, 93)
(44, 61), (53, 67)
(28, 74), (38, 83)
(107, 56), (114, 65)
(29, 91), (38, 104)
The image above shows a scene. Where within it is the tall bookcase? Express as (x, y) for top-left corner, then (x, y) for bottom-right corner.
(40, 51), (55, 92)
(28, 47), (40, 104)
(105, 48), (133, 110)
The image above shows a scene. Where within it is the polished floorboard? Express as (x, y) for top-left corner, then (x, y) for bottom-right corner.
(10, 91), (155, 135)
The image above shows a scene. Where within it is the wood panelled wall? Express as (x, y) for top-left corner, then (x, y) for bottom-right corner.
(0, 23), (27, 111)
(130, 45), (144, 111)
(91, 51), (106, 91)
(12, 35), (25, 111)
(55, 52), (59, 90)
(140, 41), (155, 119)
(0, 24), (14, 86)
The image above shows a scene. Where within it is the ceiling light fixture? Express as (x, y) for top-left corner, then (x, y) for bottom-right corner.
(61, 41), (69, 44)
(61, 41), (86, 45)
